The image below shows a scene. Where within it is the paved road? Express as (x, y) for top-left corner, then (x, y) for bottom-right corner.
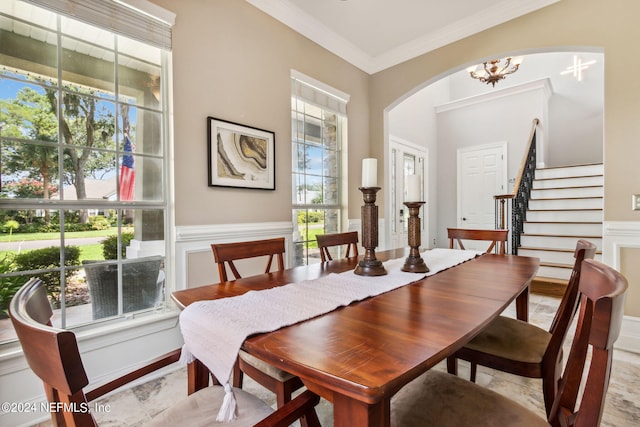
(0, 237), (104, 252)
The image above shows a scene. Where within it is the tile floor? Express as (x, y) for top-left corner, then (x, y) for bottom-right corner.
(33, 294), (640, 426)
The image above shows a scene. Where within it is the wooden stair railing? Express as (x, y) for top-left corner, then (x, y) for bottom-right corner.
(494, 118), (539, 254)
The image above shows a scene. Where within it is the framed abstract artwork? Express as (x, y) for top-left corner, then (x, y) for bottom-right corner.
(207, 117), (275, 190)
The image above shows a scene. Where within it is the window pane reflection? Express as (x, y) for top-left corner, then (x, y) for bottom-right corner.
(0, 0), (169, 341)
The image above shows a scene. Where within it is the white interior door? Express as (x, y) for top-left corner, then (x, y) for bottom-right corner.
(388, 138), (428, 250)
(457, 143), (507, 233)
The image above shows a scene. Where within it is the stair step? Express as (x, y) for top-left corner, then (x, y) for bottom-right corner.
(519, 163), (604, 288)
(533, 175), (603, 189)
(526, 209), (603, 222)
(520, 234), (602, 249)
(535, 163), (603, 179)
(523, 221), (602, 235)
(541, 261), (573, 268)
(538, 265), (572, 281)
(528, 197), (603, 210)
(518, 246), (603, 264)
(531, 186), (603, 199)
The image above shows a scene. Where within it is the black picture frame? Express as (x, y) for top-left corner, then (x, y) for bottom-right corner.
(207, 117), (275, 190)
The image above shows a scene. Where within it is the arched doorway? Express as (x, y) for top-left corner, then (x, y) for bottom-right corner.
(385, 50), (604, 249)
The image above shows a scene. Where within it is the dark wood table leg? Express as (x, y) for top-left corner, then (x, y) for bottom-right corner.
(516, 285), (529, 321)
(303, 378), (389, 427)
(333, 394), (389, 427)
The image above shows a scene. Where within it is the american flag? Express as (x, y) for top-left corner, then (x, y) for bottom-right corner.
(120, 134), (135, 201)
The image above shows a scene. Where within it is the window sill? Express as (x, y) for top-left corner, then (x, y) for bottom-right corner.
(0, 308), (181, 366)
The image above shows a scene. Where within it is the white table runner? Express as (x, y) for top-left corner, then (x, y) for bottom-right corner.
(179, 248), (482, 422)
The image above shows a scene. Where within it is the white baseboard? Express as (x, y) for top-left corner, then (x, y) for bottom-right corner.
(618, 316), (640, 353)
(603, 221), (640, 354)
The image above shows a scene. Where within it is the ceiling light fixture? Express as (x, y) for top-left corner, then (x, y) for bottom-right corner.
(468, 57), (523, 87)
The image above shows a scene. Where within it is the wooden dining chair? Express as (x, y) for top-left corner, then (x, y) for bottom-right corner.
(392, 258), (627, 427)
(9, 278), (321, 427)
(210, 237), (304, 408)
(316, 231), (359, 262)
(449, 227), (529, 320)
(448, 227), (509, 254)
(212, 237), (285, 282)
(446, 239), (597, 416)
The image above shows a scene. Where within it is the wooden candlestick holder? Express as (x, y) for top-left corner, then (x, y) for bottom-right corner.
(402, 201), (429, 273)
(354, 187), (387, 276)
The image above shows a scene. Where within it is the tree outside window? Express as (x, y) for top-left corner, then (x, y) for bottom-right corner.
(0, 1), (168, 339)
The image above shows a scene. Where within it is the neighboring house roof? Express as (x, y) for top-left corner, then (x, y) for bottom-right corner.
(51, 178), (117, 201)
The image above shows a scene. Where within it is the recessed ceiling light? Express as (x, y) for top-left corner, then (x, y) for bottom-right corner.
(560, 55), (596, 81)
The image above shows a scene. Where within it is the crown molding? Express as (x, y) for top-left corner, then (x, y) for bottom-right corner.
(373, 0), (561, 74)
(435, 78), (553, 113)
(246, 0), (561, 75)
(246, 0), (373, 72)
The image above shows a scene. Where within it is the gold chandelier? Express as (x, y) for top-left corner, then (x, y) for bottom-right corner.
(468, 57), (523, 87)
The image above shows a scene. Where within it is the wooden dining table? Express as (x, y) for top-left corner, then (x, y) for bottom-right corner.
(172, 248), (539, 427)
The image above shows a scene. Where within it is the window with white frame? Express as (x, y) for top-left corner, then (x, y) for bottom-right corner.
(291, 71), (349, 266)
(0, 0), (173, 342)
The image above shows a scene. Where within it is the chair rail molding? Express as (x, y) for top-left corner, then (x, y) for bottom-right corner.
(603, 221), (640, 353)
(175, 221), (294, 289)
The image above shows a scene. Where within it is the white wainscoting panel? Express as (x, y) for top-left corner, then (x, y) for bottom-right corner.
(175, 221), (294, 289)
(603, 221), (640, 353)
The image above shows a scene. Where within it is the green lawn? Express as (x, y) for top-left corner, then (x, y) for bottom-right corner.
(0, 229), (115, 261)
(299, 224), (324, 248)
(1, 244), (104, 263)
(79, 244), (105, 261)
(3, 225), (323, 257)
(0, 228), (117, 243)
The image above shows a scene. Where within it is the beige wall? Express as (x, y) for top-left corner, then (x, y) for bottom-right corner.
(369, 0), (640, 223)
(151, 0), (369, 225)
(368, 0), (640, 313)
(155, 0), (639, 310)
(621, 247), (640, 317)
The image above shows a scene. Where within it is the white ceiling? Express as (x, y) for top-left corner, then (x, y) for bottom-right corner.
(246, 0), (561, 74)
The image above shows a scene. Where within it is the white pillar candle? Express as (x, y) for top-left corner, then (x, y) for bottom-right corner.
(406, 174), (421, 202)
(361, 158), (377, 187)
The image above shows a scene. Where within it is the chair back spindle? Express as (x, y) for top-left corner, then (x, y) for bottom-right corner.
(447, 228), (509, 254)
(10, 278), (97, 426)
(541, 239), (597, 413)
(211, 237), (286, 282)
(549, 259), (627, 426)
(316, 231), (359, 262)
